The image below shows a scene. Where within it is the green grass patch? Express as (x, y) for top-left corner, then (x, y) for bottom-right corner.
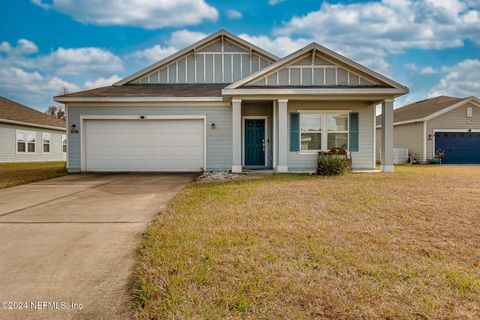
(0, 161), (67, 188)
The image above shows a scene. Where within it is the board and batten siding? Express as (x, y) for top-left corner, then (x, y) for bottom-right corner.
(250, 53), (377, 87)
(66, 105), (232, 172)
(286, 101), (375, 170)
(426, 103), (480, 159)
(136, 38), (274, 85)
(376, 122), (425, 162)
(0, 122), (66, 163)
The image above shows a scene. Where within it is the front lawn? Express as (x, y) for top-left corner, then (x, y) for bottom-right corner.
(133, 166), (480, 319)
(0, 161), (67, 189)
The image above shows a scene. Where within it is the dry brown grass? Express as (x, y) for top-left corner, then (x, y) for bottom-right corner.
(133, 165), (480, 319)
(0, 161), (67, 188)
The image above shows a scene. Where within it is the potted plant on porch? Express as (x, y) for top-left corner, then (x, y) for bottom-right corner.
(429, 149), (445, 164)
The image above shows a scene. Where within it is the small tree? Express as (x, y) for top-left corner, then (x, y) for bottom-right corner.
(45, 105), (66, 120)
(45, 86), (70, 120)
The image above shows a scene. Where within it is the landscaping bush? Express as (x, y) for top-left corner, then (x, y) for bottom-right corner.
(317, 149), (351, 176)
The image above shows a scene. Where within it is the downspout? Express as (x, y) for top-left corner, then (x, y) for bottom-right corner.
(423, 120), (427, 163)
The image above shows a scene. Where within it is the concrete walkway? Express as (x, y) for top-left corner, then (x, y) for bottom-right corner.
(0, 173), (196, 319)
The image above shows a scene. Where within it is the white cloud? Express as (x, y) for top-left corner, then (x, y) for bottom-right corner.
(0, 39), (124, 108)
(84, 75), (122, 89)
(8, 47), (123, 76)
(0, 66), (80, 108)
(130, 45), (178, 63)
(33, 0), (219, 29)
(0, 42), (12, 54)
(0, 39), (38, 55)
(419, 66), (437, 75)
(428, 59), (480, 97)
(129, 30), (207, 63)
(274, 0), (480, 73)
(238, 34), (309, 57)
(226, 9), (242, 20)
(16, 39), (38, 55)
(167, 30), (207, 48)
(268, 0), (286, 5)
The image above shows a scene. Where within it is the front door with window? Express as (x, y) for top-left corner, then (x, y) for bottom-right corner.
(245, 119), (265, 166)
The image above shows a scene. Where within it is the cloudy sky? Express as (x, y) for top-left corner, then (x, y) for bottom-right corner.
(1, 0), (479, 111)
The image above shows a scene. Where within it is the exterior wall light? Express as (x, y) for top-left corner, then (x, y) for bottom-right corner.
(211, 123), (216, 129)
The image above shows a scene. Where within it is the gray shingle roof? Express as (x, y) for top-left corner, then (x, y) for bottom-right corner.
(0, 96), (66, 129)
(376, 96), (465, 126)
(56, 84), (230, 98)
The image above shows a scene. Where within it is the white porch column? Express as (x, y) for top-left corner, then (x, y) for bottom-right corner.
(232, 99), (242, 173)
(381, 99), (395, 172)
(277, 99), (288, 172)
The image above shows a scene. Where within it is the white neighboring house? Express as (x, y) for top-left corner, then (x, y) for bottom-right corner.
(0, 96), (67, 163)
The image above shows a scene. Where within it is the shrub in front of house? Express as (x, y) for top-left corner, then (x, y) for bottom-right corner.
(317, 148), (351, 176)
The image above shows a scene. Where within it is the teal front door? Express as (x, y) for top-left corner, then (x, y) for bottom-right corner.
(245, 119), (265, 166)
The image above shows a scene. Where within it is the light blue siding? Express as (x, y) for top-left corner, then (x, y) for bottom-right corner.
(66, 105), (232, 172)
(286, 101), (375, 171)
(0, 122), (66, 163)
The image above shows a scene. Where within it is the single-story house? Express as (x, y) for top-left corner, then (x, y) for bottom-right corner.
(0, 96), (67, 163)
(55, 29), (408, 173)
(376, 96), (480, 164)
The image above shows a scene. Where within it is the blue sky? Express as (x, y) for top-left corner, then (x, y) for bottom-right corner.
(1, 0), (479, 111)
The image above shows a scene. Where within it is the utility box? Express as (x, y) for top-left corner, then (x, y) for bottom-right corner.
(393, 147), (409, 164)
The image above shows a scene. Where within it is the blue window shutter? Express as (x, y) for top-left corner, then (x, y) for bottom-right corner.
(349, 112), (359, 152)
(290, 113), (300, 152)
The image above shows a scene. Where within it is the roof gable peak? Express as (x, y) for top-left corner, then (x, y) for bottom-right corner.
(115, 29), (279, 86)
(226, 42), (408, 92)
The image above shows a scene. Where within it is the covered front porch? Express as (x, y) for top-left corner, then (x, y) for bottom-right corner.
(230, 98), (396, 173)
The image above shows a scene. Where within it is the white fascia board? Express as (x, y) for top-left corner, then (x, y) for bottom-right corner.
(222, 87), (406, 96)
(0, 118), (66, 131)
(114, 29), (279, 86)
(227, 42), (409, 94)
(54, 96), (224, 103)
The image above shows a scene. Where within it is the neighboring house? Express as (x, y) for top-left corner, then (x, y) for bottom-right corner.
(55, 30), (408, 173)
(376, 96), (480, 164)
(0, 96), (67, 163)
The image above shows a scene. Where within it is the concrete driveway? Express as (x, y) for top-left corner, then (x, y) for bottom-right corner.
(0, 173), (196, 320)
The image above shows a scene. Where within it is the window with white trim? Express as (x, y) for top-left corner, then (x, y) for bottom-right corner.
(300, 112), (349, 151)
(16, 130), (36, 153)
(42, 133), (51, 153)
(62, 134), (67, 154)
(300, 114), (322, 151)
(327, 113), (349, 150)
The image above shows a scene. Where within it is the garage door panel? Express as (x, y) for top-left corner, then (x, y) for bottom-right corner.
(85, 119), (204, 171)
(435, 132), (480, 164)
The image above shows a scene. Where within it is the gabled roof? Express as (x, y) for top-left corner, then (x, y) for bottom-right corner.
(55, 84), (228, 102)
(0, 96), (66, 130)
(376, 95), (480, 126)
(114, 29), (279, 86)
(226, 42), (408, 94)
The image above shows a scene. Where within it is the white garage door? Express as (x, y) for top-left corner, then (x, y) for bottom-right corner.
(84, 119), (204, 172)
